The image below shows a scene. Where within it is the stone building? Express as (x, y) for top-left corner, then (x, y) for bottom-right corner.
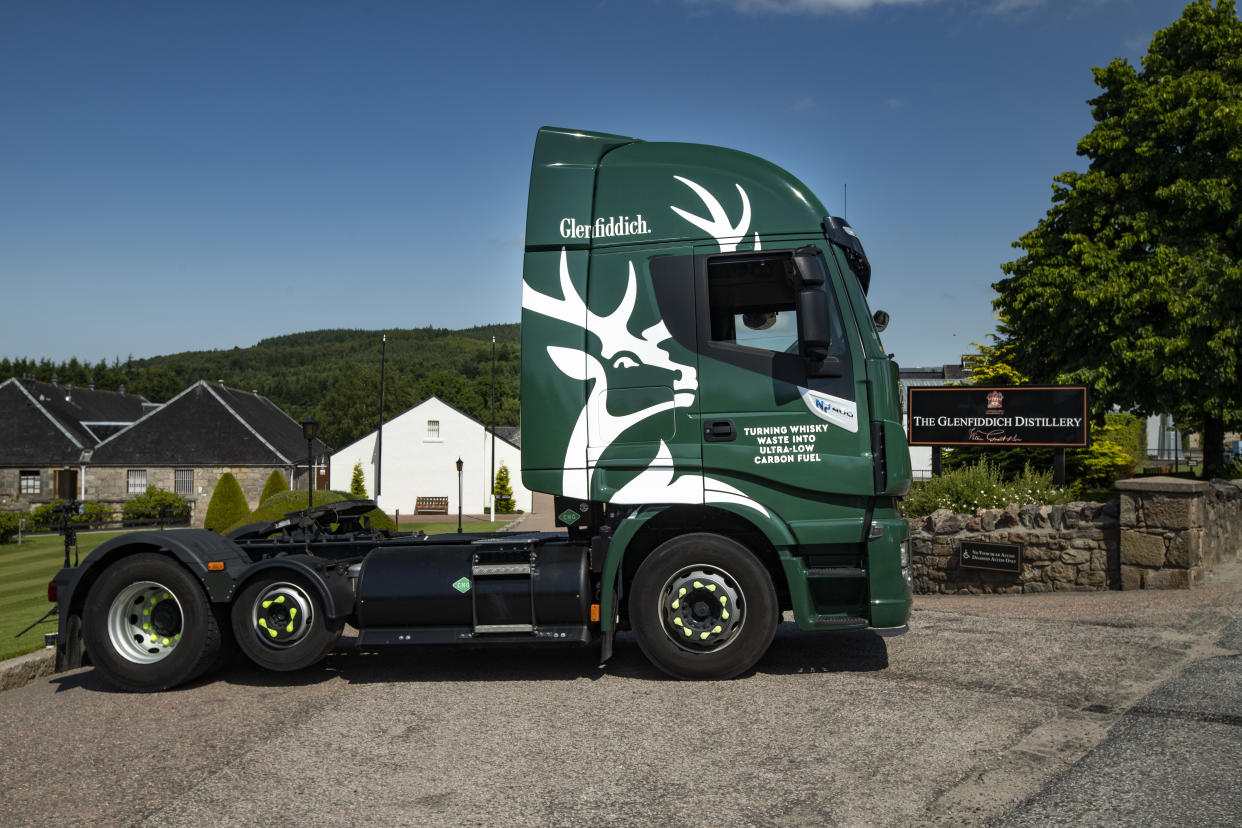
(88, 381), (331, 525)
(0, 377), (330, 526)
(0, 376), (153, 509)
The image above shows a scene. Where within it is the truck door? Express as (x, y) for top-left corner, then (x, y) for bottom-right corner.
(693, 244), (876, 513)
(583, 248), (703, 504)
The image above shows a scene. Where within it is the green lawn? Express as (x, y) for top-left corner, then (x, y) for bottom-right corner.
(0, 532), (126, 662)
(1, 521), (517, 663)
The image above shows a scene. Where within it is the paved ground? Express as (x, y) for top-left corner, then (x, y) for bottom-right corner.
(997, 616), (1242, 827)
(1, 555), (1238, 827)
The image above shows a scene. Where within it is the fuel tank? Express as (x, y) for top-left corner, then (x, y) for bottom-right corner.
(355, 538), (590, 630)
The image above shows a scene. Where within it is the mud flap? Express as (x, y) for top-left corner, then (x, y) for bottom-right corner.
(56, 614), (86, 672)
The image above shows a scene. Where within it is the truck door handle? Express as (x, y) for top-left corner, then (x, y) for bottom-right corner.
(704, 419), (736, 442)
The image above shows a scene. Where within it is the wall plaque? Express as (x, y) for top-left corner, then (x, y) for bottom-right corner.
(959, 541), (1022, 573)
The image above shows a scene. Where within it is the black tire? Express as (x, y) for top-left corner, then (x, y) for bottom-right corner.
(630, 533), (778, 680)
(82, 553), (223, 692)
(231, 573), (343, 672)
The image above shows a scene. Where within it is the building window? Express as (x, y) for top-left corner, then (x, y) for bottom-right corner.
(127, 469), (148, 495)
(427, 420), (440, 440)
(174, 469), (194, 496)
(19, 470), (40, 495)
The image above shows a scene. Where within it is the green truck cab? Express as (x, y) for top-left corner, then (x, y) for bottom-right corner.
(521, 127), (911, 678)
(50, 127), (911, 690)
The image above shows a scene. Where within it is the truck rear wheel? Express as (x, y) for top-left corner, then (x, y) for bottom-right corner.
(83, 553), (224, 692)
(231, 574), (343, 672)
(630, 533), (778, 680)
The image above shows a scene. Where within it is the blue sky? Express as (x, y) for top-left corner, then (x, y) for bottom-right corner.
(1, 0), (1190, 368)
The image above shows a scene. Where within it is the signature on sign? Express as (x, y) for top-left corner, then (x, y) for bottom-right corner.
(967, 428), (1022, 443)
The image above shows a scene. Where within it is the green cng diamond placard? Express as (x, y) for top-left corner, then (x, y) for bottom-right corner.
(451, 577), (472, 594)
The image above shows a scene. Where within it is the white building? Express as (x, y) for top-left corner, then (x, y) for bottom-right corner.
(899, 363), (972, 480)
(329, 396), (529, 517)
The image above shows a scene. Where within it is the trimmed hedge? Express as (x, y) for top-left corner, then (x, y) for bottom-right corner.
(0, 512), (19, 544)
(260, 470), (290, 503)
(349, 461), (368, 498)
(31, 499), (115, 530)
(205, 473), (251, 533)
(231, 489), (394, 533)
(123, 487), (191, 524)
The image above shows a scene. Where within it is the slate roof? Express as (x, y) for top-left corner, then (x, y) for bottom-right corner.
(0, 378), (150, 465)
(489, 426), (521, 449)
(90, 381), (331, 466)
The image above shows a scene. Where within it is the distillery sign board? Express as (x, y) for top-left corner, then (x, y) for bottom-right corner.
(907, 386), (1089, 447)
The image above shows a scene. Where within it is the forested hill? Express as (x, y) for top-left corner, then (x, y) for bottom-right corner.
(1, 324), (521, 450)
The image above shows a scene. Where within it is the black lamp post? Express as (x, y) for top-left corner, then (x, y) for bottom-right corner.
(302, 416), (319, 513)
(456, 457), (464, 534)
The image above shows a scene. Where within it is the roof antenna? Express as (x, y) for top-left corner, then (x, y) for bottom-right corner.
(844, 183), (847, 220)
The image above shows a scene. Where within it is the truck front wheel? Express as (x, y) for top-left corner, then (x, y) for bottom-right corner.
(83, 553), (224, 692)
(231, 574), (342, 672)
(630, 533), (778, 680)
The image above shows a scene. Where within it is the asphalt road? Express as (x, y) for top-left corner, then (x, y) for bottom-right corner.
(1, 561), (1239, 827)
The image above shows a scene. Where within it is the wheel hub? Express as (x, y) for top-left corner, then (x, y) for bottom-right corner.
(250, 583), (314, 648)
(662, 569), (742, 651)
(107, 581), (183, 664)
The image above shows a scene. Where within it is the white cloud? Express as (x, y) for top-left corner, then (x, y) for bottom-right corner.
(488, 234), (525, 250)
(793, 96), (821, 112)
(685, 0), (937, 14)
(978, 0), (1046, 17)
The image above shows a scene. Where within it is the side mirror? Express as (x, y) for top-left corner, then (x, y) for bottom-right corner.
(797, 289), (830, 357)
(796, 289), (842, 377)
(872, 309), (890, 332)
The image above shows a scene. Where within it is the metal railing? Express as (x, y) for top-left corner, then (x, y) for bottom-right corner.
(2, 504), (191, 538)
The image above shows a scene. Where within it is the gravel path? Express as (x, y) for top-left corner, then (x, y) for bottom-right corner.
(1, 561), (1238, 827)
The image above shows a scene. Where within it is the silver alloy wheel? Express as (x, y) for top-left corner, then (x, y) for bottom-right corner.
(658, 565), (745, 653)
(247, 581), (315, 648)
(106, 580), (183, 664)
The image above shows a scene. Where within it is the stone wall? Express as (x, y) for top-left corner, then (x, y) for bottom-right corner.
(908, 477), (1242, 594)
(85, 465), (296, 527)
(1116, 477), (1242, 589)
(908, 502), (1119, 594)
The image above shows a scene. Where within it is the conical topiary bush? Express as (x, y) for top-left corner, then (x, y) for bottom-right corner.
(205, 472), (251, 532)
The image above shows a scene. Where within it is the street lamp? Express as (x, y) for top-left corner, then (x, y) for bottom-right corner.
(302, 416), (319, 513)
(456, 457), (464, 534)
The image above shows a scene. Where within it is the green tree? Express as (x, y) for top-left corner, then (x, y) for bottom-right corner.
(205, 473), (251, 533)
(314, 366), (417, 452)
(350, 461), (368, 498)
(994, 0), (1242, 478)
(493, 462), (514, 514)
(259, 470), (289, 504)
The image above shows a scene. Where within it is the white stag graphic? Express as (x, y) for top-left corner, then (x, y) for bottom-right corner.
(670, 175), (762, 253)
(522, 247), (767, 516)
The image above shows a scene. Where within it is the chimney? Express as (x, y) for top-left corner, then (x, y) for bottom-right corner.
(51, 374), (58, 386)
(21, 374), (35, 389)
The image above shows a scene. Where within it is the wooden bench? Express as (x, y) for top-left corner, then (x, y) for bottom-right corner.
(414, 496), (449, 514)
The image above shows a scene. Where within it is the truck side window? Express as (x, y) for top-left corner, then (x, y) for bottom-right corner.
(707, 256), (799, 353)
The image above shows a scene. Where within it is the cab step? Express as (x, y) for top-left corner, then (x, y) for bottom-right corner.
(806, 567), (866, 578)
(811, 615), (868, 628)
